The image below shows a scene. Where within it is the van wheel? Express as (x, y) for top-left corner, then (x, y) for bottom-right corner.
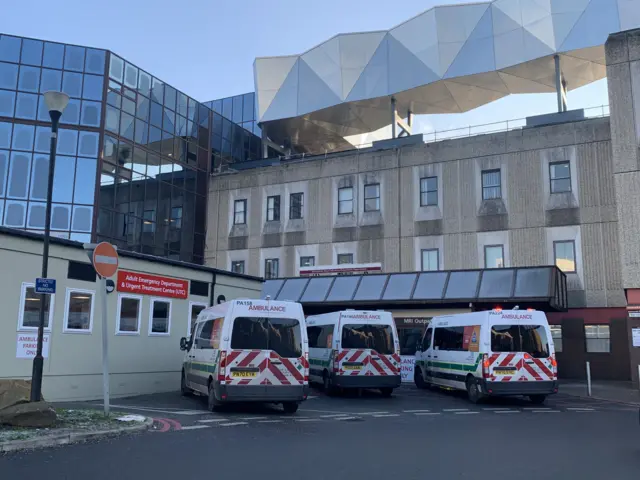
(282, 402), (299, 414)
(207, 381), (222, 412)
(466, 377), (483, 404)
(380, 388), (394, 398)
(414, 368), (428, 389)
(180, 370), (191, 396)
(323, 371), (336, 396)
(529, 395), (547, 405)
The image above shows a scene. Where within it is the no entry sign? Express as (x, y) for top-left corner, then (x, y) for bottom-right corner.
(92, 242), (119, 278)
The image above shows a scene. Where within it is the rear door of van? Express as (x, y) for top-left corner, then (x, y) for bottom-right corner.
(336, 312), (400, 378)
(486, 311), (556, 383)
(224, 301), (307, 389)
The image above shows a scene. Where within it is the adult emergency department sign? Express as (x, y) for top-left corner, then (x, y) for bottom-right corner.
(117, 271), (189, 299)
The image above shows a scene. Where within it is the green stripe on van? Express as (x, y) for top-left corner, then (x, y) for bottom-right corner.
(190, 362), (217, 374)
(309, 359), (331, 368)
(417, 356), (481, 372)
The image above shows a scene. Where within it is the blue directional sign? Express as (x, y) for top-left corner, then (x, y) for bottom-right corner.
(35, 278), (56, 295)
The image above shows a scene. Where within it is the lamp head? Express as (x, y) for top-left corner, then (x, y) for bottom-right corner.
(43, 91), (69, 114)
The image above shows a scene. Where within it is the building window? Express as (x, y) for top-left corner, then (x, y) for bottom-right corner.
(585, 325), (610, 353)
(550, 161), (571, 194)
(18, 282), (54, 330)
(420, 177), (438, 206)
(265, 258), (279, 279)
(337, 253), (354, 265)
(482, 169), (502, 200)
(231, 260), (245, 274)
(149, 299), (171, 336)
(550, 326), (563, 353)
(338, 187), (353, 214)
(300, 256), (315, 267)
(290, 192), (303, 219)
(554, 240), (576, 273)
(188, 302), (208, 336)
(233, 199), (247, 225)
(63, 289), (95, 333)
(266, 195), (280, 221)
(484, 245), (504, 268)
(116, 294), (142, 335)
(421, 249), (439, 271)
(143, 209), (155, 233)
(171, 206), (183, 229)
(364, 183), (380, 212)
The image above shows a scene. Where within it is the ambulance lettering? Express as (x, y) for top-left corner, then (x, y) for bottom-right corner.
(248, 304), (286, 312)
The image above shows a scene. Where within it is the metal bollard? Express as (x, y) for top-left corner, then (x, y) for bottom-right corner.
(586, 361), (592, 397)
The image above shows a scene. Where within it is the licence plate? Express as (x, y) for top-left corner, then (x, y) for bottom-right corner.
(494, 369), (515, 375)
(343, 365), (362, 370)
(232, 371), (257, 378)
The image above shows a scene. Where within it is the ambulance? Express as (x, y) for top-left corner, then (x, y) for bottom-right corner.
(414, 309), (558, 404)
(179, 298), (309, 413)
(305, 310), (401, 396)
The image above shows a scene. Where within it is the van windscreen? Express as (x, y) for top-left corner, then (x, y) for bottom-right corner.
(341, 324), (394, 354)
(231, 317), (302, 358)
(491, 324), (550, 358)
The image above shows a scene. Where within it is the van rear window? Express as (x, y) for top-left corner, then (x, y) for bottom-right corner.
(341, 324), (394, 354)
(231, 317), (302, 358)
(491, 325), (550, 358)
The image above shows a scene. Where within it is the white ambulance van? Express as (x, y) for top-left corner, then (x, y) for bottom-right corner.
(179, 298), (309, 413)
(414, 309), (558, 404)
(306, 310), (401, 396)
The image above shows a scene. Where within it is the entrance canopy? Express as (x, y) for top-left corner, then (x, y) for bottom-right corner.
(261, 266), (567, 314)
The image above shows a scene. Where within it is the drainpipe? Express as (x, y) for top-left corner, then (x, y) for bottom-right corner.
(209, 271), (217, 307)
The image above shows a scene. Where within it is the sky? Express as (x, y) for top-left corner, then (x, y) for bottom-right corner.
(0, 0), (610, 136)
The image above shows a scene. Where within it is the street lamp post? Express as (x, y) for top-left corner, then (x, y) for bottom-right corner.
(30, 91), (69, 403)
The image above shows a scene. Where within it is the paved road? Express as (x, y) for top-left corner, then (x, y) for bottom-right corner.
(2, 385), (639, 479)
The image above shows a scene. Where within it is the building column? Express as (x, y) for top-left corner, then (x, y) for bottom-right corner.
(390, 97), (397, 139)
(605, 29), (640, 386)
(554, 55), (568, 113)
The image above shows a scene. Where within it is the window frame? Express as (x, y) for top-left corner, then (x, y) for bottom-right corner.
(338, 186), (354, 215)
(231, 260), (245, 274)
(363, 183), (381, 212)
(549, 160), (571, 194)
(584, 324), (610, 353)
(171, 206), (183, 229)
(484, 244), (505, 269)
(289, 192), (304, 220)
(300, 256), (315, 268)
(265, 258), (279, 279)
(481, 169), (502, 200)
(337, 253), (354, 265)
(421, 248), (439, 271)
(266, 195), (281, 222)
(142, 209), (155, 233)
(17, 282), (56, 332)
(62, 288), (96, 334)
(233, 199), (247, 225)
(148, 298), (172, 336)
(188, 301), (208, 337)
(553, 240), (577, 274)
(420, 176), (438, 207)
(549, 325), (563, 353)
(115, 293), (143, 335)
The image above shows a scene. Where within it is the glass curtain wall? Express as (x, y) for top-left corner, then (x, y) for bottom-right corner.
(0, 34), (104, 243)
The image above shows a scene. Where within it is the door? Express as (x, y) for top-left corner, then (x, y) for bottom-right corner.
(190, 319), (219, 393)
(421, 327), (434, 382)
(337, 323), (399, 378)
(183, 320), (200, 389)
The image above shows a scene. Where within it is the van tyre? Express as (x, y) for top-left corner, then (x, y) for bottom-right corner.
(180, 370), (191, 396)
(414, 368), (428, 389)
(380, 388), (394, 398)
(466, 377), (483, 404)
(323, 371), (336, 396)
(207, 381), (222, 412)
(529, 394), (547, 405)
(282, 402), (299, 414)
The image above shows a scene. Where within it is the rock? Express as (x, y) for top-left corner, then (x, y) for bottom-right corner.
(0, 402), (57, 428)
(0, 379), (32, 411)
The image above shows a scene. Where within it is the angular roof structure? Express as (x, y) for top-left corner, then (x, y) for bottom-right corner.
(254, 0), (640, 153)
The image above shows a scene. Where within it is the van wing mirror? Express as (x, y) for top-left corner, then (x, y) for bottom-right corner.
(179, 337), (188, 351)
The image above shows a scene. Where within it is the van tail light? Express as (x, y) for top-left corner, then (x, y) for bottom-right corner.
(304, 352), (309, 383)
(218, 351), (227, 382)
(482, 354), (490, 379)
(550, 354), (558, 379)
(332, 350), (340, 373)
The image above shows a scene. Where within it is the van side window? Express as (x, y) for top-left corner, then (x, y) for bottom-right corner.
(433, 327), (466, 351)
(422, 328), (433, 351)
(307, 325), (334, 348)
(195, 320), (214, 349)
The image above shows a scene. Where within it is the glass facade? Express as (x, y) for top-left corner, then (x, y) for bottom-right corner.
(0, 33), (267, 264)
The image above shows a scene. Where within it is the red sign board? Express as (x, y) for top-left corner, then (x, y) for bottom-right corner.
(117, 270), (189, 299)
(92, 242), (119, 278)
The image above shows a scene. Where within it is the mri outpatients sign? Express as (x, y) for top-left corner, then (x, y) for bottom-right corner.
(117, 271), (189, 299)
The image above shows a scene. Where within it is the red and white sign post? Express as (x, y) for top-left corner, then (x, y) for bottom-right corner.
(84, 242), (119, 415)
